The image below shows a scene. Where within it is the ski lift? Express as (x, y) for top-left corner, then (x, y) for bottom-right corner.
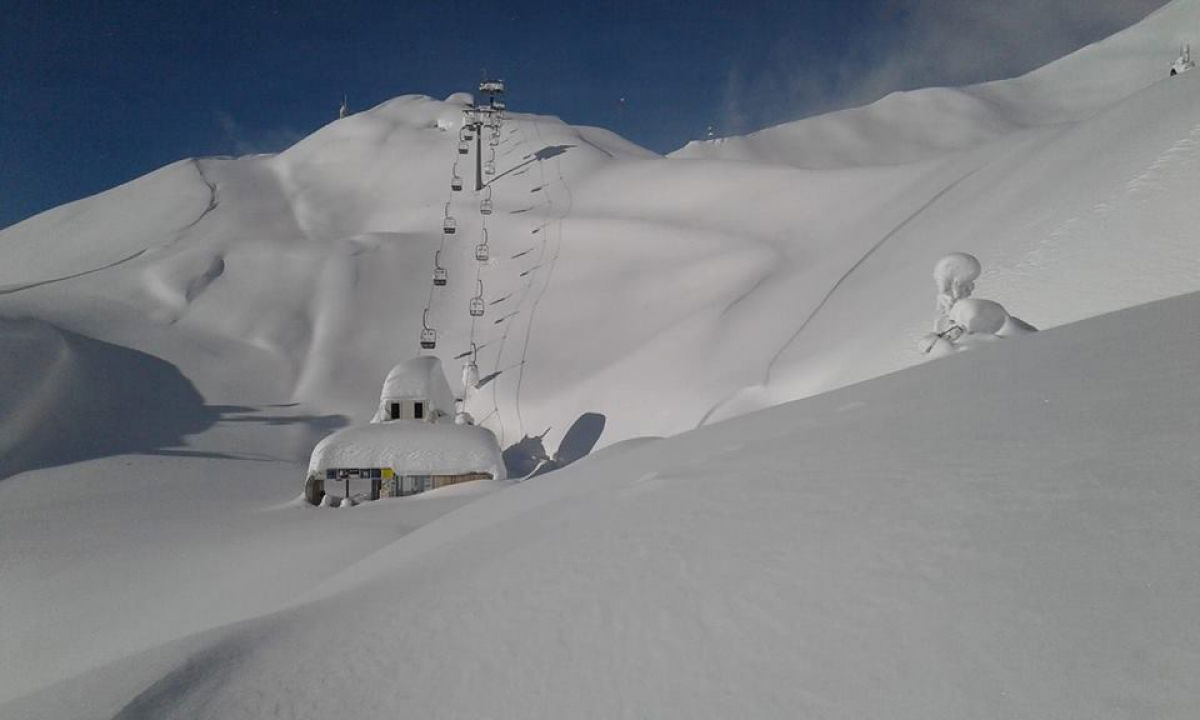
(457, 140), (469, 155)
(469, 280), (485, 317)
(476, 228), (490, 261)
(433, 250), (448, 286)
(451, 174), (463, 192)
(489, 132), (499, 147)
(484, 151), (496, 176)
(462, 343), (480, 389)
(460, 126), (474, 143)
(443, 203), (457, 234)
(479, 79), (506, 96)
(420, 309), (437, 350)
(480, 188), (493, 216)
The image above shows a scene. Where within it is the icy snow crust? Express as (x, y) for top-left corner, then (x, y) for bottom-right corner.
(308, 421), (505, 481)
(1, 0), (1200, 712)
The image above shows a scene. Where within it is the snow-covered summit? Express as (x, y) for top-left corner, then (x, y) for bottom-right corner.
(674, 0), (1200, 167)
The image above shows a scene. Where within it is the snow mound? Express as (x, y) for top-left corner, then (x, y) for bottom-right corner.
(308, 421), (506, 481)
(16, 290), (1200, 720)
(369, 356), (457, 423)
(0, 318), (213, 479)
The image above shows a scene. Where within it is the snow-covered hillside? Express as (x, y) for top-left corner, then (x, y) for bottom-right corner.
(7, 280), (1200, 720)
(2, 0), (1200, 713)
(3, 3), (1200, 459)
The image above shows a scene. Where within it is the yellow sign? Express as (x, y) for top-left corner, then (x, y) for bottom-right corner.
(382, 468), (394, 479)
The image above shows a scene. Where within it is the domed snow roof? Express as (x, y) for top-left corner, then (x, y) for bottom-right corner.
(371, 356), (456, 422)
(308, 421), (505, 481)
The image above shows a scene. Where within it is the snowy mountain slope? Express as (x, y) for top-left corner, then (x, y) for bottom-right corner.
(8, 287), (1199, 720)
(0, 317), (213, 478)
(3, 3), (1199, 461)
(673, 0), (1200, 167)
(2, 3), (1200, 710)
(6, 64), (1198, 458)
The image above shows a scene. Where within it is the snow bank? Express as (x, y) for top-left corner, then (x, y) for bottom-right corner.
(307, 421), (506, 481)
(18, 289), (1200, 720)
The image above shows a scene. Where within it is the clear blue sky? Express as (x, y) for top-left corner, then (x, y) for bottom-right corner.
(0, 0), (1164, 229)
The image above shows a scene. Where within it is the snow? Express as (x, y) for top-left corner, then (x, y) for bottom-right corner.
(369, 355), (457, 423)
(1, 0), (1200, 715)
(308, 421), (506, 481)
(8, 288), (1200, 720)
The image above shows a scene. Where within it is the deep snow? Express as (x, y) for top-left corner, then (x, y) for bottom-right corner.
(2, 2), (1199, 453)
(2, 0), (1200, 715)
(7, 285), (1200, 720)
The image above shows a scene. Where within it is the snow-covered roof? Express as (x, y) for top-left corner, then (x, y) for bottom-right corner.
(308, 421), (505, 481)
(372, 356), (456, 422)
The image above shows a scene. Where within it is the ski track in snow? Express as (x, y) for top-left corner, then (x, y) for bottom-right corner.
(0, 248), (149, 296)
(761, 167), (982, 384)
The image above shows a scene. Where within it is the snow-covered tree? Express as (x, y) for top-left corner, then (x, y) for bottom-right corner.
(922, 252), (1036, 356)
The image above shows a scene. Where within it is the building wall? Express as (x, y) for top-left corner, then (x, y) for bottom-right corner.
(378, 471), (492, 498)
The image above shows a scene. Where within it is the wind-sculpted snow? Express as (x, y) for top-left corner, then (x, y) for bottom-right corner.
(3, 3), (1200, 710)
(11, 289), (1200, 720)
(0, 318), (215, 479)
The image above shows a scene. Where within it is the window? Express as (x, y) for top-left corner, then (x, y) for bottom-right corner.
(414, 401), (424, 420)
(390, 402), (400, 420)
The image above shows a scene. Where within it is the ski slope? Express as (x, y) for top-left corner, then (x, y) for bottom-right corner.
(1, 0), (1200, 713)
(7, 285), (1200, 720)
(2, 2), (1200, 456)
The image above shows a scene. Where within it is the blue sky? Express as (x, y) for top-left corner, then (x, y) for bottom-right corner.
(1, 0), (1166, 229)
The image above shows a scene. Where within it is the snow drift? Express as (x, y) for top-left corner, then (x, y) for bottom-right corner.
(2, 0), (1200, 713)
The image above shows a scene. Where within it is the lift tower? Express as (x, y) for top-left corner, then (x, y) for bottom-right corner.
(469, 78), (507, 191)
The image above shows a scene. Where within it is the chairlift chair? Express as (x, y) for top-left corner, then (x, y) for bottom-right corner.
(420, 309), (437, 349)
(451, 174), (463, 192)
(476, 229), (490, 261)
(443, 203), (457, 234)
(469, 280), (485, 317)
(433, 250), (448, 286)
(480, 198), (493, 215)
(463, 351), (480, 389)
(484, 158), (495, 176)
(457, 141), (469, 155)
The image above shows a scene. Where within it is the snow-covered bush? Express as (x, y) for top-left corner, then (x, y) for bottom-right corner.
(922, 253), (1036, 356)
